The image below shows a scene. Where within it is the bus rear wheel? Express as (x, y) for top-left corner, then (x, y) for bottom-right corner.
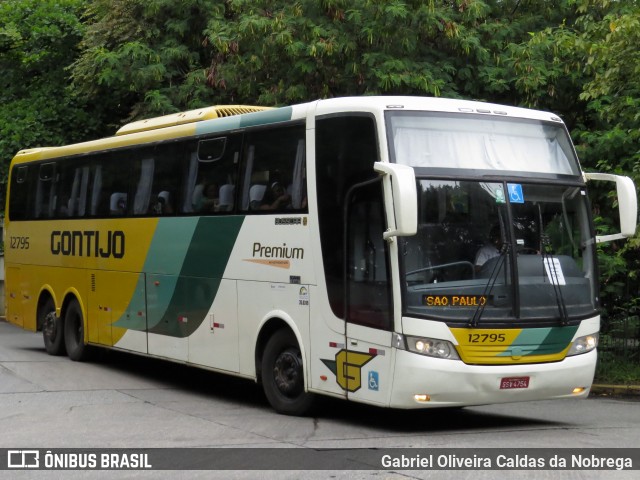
(64, 300), (89, 361)
(41, 298), (65, 356)
(261, 329), (316, 416)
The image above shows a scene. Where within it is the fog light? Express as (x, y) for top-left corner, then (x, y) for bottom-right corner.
(414, 394), (431, 403)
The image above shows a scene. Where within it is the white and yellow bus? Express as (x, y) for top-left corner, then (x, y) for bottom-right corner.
(4, 97), (637, 415)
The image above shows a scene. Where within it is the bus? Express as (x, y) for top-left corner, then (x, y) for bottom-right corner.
(4, 97), (637, 415)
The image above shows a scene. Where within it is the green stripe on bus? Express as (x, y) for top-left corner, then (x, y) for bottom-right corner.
(113, 218), (197, 331)
(239, 107), (293, 127)
(112, 273), (148, 330)
(195, 107), (293, 136)
(144, 217), (199, 273)
(180, 216), (245, 277)
(497, 325), (578, 357)
(196, 116), (242, 136)
(148, 216), (245, 337)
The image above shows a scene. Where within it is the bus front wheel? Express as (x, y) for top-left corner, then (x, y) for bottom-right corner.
(261, 329), (316, 416)
(41, 298), (65, 356)
(64, 300), (89, 361)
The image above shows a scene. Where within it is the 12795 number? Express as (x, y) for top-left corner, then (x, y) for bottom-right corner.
(467, 333), (506, 343)
(10, 236), (30, 249)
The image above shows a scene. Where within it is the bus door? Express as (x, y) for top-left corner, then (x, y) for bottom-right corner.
(344, 181), (394, 406)
(313, 113), (393, 403)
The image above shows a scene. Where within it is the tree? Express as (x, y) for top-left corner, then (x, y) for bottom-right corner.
(203, 0), (592, 108)
(5, 0), (640, 315)
(0, 0), (98, 199)
(572, 0), (640, 318)
(71, 0), (227, 121)
(506, 0), (640, 318)
(205, 0), (523, 105)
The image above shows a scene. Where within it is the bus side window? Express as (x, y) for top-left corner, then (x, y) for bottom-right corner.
(89, 164), (103, 217)
(34, 163), (56, 219)
(133, 157), (155, 215)
(54, 160), (85, 218)
(186, 135), (241, 214)
(149, 145), (182, 216)
(240, 124), (306, 212)
(8, 166), (30, 221)
(89, 154), (128, 217)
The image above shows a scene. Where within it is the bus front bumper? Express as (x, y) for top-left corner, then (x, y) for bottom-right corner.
(389, 348), (596, 409)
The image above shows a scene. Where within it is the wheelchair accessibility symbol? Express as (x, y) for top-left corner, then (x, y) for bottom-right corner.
(368, 371), (379, 391)
(507, 183), (524, 204)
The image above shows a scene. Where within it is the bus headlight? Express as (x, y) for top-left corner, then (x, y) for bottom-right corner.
(405, 336), (460, 360)
(567, 333), (598, 356)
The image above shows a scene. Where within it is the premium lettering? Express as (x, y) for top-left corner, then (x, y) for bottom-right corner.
(51, 230), (125, 259)
(252, 242), (304, 260)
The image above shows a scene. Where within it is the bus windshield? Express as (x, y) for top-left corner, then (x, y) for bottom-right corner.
(388, 111), (580, 175)
(401, 179), (597, 323)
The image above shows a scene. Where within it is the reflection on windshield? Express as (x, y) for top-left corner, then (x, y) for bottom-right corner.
(402, 180), (597, 323)
(388, 112), (580, 175)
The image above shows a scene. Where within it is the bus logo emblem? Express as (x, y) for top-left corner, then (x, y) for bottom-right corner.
(321, 349), (376, 392)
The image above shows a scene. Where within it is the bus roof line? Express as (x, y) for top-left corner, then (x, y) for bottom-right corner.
(115, 105), (272, 136)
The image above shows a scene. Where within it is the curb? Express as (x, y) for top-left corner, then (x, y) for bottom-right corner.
(591, 384), (640, 397)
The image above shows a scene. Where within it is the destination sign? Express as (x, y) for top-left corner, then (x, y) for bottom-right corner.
(423, 295), (488, 307)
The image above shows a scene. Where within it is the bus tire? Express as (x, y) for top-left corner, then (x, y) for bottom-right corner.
(261, 329), (316, 416)
(64, 300), (89, 362)
(41, 298), (66, 356)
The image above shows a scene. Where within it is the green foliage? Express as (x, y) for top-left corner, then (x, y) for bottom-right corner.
(498, 0), (640, 319)
(206, 0), (500, 104)
(595, 312), (640, 384)
(71, 0), (226, 120)
(595, 355), (640, 385)
(570, 1), (640, 319)
(1, 0), (639, 326)
(0, 0), (101, 205)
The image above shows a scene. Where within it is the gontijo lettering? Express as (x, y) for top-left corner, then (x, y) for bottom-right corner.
(51, 230), (125, 259)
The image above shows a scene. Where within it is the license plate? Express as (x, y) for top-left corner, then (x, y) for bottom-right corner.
(500, 376), (530, 389)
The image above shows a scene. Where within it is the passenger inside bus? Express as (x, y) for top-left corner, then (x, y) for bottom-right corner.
(474, 225), (501, 271)
(151, 191), (173, 215)
(109, 192), (127, 216)
(260, 182), (291, 210)
(193, 182), (219, 212)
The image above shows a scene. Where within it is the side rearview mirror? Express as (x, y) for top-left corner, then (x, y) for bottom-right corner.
(584, 172), (638, 243)
(374, 162), (418, 240)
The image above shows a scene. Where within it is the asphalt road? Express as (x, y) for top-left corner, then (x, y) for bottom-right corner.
(0, 319), (638, 479)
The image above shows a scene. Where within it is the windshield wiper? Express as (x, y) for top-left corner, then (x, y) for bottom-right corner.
(540, 234), (570, 326)
(468, 242), (509, 328)
(537, 202), (569, 326)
